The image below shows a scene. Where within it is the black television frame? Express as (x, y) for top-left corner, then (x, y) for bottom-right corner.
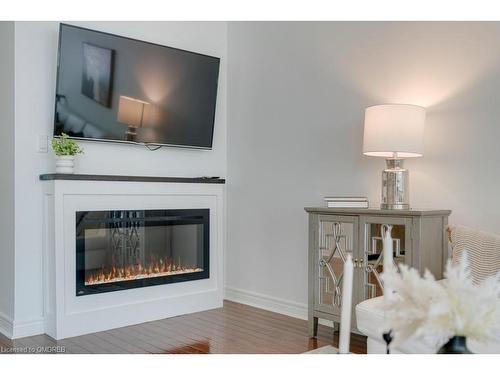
(54, 23), (221, 150)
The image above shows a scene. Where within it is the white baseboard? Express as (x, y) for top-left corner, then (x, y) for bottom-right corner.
(224, 287), (335, 328)
(0, 311), (13, 339)
(12, 317), (45, 339)
(0, 311), (44, 339)
(224, 286), (308, 320)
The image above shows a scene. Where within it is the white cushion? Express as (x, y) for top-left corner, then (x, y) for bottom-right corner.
(356, 296), (500, 353)
(355, 295), (384, 339)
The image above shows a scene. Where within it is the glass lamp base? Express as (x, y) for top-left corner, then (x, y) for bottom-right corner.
(381, 159), (410, 210)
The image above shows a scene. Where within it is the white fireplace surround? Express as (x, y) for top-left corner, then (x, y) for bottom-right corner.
(41, 178), (224, 340)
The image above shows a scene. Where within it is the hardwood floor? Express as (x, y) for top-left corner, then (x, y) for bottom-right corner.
(0, 300), (366, 354)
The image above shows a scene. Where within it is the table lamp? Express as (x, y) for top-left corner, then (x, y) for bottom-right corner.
(117, 95), (150, 139)
(362, 104), (426, 210)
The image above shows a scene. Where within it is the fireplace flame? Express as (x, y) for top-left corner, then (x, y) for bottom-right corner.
(85, 257), (203, 285)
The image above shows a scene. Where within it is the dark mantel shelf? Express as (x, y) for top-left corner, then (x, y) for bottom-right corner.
(39, 174), (226, 184)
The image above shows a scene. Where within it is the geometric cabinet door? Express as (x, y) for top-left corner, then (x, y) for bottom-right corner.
(360, 216), (411, 301)
(315, 215), (358, 317)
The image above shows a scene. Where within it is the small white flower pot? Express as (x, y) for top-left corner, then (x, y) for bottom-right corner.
(55, 155), (75, 174)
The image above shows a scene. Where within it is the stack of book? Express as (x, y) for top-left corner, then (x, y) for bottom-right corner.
(324, 196), (369, 208)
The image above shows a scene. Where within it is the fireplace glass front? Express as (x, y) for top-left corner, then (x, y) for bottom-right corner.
(76, 209), (209, 296)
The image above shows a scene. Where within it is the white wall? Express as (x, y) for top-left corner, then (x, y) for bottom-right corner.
(0, 22), (16, 331)
(13, 21), (227, 332)
(226, 22), (500, 317)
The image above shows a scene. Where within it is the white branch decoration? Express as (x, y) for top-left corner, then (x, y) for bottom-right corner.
(381, 253), (500, 350)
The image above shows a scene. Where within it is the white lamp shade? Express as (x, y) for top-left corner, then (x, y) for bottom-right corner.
(117, 96), (149, 128)
(363, 104), (426, 158)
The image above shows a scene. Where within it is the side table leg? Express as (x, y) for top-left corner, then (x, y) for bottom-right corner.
(309, 316), (319, 337)
(333, 321), (339, 333)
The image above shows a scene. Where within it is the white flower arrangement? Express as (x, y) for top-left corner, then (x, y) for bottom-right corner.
(381, 253), (500, 350)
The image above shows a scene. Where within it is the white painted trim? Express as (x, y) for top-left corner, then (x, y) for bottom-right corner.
(0, 311), (45, 339)
(42, 180), (225, 339)
(224, 287), (307, 320)
(11, 317), (45, 339)
(0, 311), (13, 339)
(224, 287), (335, 328)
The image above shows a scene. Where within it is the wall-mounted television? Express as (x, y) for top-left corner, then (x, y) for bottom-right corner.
(54, 24), (220, 149)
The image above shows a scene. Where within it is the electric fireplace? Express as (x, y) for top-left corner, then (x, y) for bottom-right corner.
(76, 209), (209, 296)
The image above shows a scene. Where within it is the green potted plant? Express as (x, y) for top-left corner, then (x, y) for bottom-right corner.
(51, 133), (84, 174)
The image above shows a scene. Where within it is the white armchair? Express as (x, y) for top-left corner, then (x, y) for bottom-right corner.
(355, 225), (500, 354)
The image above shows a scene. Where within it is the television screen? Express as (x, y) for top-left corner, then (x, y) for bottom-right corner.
(54, 24), (220, 149)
